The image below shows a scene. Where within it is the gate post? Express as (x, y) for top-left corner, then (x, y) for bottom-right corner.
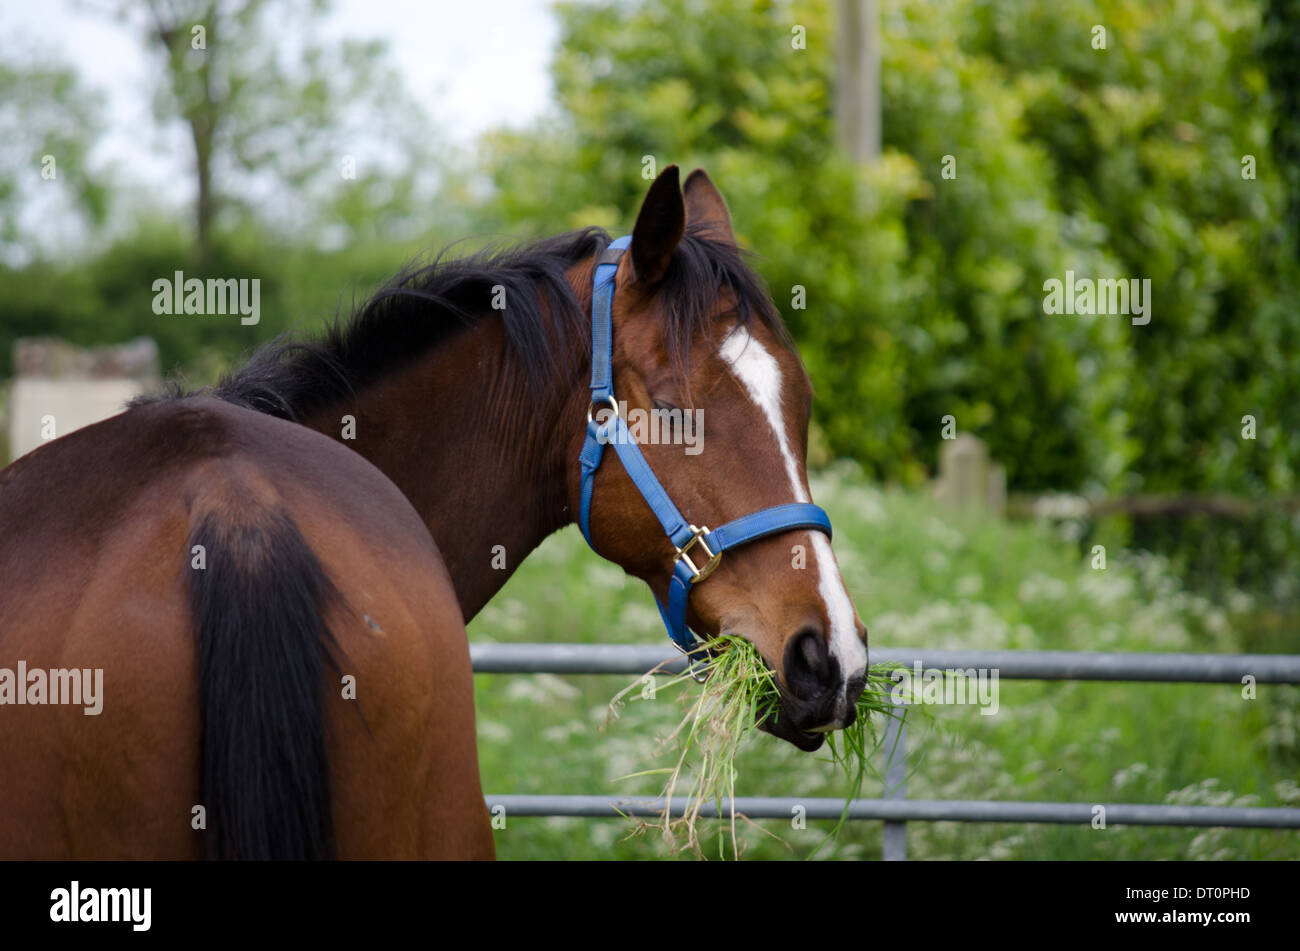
(881, 698), (908, 860)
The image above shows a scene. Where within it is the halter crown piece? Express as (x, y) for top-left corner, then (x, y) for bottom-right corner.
(577, 235), (834, 673)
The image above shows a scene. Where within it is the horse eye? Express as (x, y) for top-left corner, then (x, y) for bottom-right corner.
(652, 398), (680, 412)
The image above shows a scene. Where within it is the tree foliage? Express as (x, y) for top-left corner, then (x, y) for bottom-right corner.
(0, 53), (109, 264)
(482, 0), (1297, 505)
(114, 0), (440, 258)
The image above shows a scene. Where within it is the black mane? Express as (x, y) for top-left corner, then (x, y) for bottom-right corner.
(142, 224), (787, 422)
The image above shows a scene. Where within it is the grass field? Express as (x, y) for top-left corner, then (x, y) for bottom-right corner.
(467, 463), (1300, 860)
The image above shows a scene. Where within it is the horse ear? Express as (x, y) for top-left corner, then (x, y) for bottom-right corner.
(631, 164), (684, 285)
(683, 168), (735, 245)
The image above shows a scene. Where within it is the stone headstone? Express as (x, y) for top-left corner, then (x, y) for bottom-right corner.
(933, 433), (1006, 516)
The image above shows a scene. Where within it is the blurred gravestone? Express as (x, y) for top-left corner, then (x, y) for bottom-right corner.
(933, 433), (1006, 516)
(6, 338), (159, 462)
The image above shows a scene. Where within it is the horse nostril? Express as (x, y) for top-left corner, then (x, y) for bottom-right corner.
(784, 625), (834, 701)
(799, 628), (823, 670)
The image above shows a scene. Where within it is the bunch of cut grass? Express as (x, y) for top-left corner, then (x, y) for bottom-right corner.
(607, 634), (910, 859)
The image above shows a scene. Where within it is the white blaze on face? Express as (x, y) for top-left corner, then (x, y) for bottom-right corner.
(717, 326), (868, 680)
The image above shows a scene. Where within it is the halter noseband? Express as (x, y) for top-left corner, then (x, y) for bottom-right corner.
(577, 235), (833, 670)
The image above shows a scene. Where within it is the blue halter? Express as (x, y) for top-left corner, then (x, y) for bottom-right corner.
(577, 235), (833, 669)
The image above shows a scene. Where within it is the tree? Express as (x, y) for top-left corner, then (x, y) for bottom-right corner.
(0, 53), (108, 265)
(106, 0), (438, 260)
(1261, 0), (1300, 247)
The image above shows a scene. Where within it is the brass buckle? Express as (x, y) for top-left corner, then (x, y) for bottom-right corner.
(675, 524), (721, 583)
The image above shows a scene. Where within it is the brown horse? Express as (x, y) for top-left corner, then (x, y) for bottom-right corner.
(0, 166), (867, 859)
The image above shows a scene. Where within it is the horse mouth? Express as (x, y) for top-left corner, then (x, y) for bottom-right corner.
(760, 705), (826, 752)
(726, 637), (832, 751)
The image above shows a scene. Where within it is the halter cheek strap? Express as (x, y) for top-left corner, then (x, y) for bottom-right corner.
(577, 235), (833, 669)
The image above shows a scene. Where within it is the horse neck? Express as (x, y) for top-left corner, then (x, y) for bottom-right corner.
(301, 311), (589, 621)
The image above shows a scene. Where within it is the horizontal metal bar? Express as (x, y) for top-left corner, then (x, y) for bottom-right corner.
(470, 643), (1300, 683)
(485, 795), (1300, 828)
(472, 643), (689, 675)
(869, 648), (1300, 683)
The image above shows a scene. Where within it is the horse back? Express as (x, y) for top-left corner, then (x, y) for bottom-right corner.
(0, 397), (492, 859)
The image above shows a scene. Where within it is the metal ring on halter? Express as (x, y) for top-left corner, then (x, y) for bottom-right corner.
(586, 394), (619, 425)
(671, 638), (713, 683)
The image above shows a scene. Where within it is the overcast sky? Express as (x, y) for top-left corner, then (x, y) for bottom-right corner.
(1, 0), (559, 214)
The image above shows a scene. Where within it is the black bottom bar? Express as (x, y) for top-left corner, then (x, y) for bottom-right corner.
(0, 860), (1286, 938)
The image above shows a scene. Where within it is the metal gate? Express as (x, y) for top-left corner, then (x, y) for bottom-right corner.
(471, 643), (1300, 859)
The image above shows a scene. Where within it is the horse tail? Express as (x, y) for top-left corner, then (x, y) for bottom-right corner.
(187, 505), (339, 860)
